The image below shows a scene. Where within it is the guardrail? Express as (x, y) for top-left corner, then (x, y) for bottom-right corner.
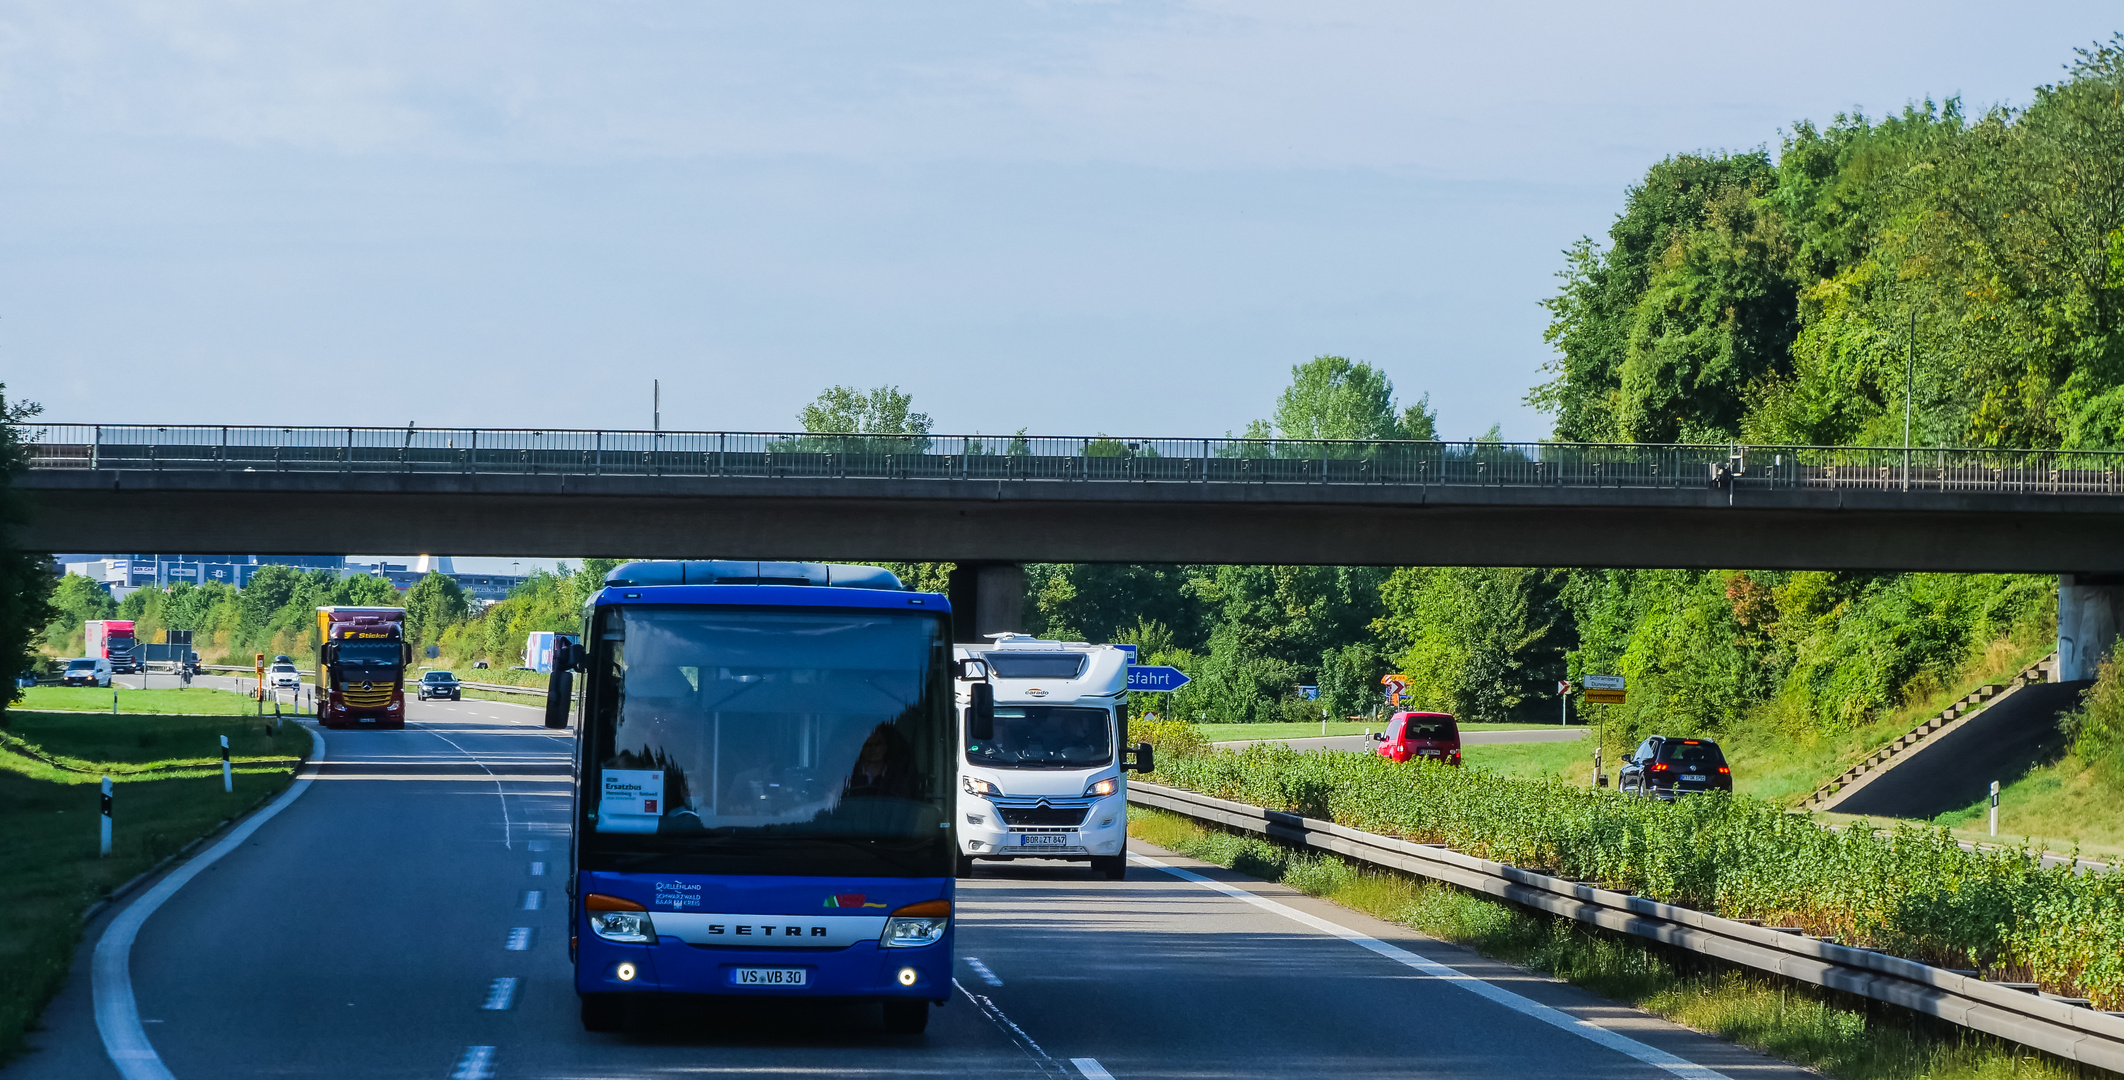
(1127, 780), (2124, 1071)
(24, 423), (2124, 497)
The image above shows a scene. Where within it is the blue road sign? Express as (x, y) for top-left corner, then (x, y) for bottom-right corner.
(1299, 685), (1319, 700)
(1127, 665), (1191, 692)
(1115, 644), (1139, 665)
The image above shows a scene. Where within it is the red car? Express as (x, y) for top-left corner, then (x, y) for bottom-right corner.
(1371, 711), (1461, 766)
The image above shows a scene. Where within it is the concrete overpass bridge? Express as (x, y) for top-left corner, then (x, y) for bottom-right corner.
(19, 423), (2124, 666)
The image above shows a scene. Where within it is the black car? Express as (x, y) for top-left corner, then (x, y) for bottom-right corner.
(1618, 736), (1733, 799)
(417, 670), (463, 701)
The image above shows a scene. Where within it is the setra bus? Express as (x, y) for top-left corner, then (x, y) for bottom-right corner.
(546, 560), (965, 1034)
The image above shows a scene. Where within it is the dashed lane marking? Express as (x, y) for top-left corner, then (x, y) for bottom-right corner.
(1072, 1060), (1115, 1079)
(451, 1045), (496, 1079)
(963, 956), (1004, 986)
(521, 890), (542, 911)
(1130, 852), (1733, 1080)
(506, 928), (533, 951)
(482, 977), (519, 1010)
(530, 861), (545, 876)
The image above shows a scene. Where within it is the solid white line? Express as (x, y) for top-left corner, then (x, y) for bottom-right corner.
(417, 724), (515, 849)
(1129, 852), (1733, 1080)
(94, 724), (329, 1080)
(1071, 1059), (1115, 1079)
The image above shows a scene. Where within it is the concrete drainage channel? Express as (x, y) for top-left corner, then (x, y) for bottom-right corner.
(1803, 653), (2058, 813)
(1127, 780), (2124, 1072)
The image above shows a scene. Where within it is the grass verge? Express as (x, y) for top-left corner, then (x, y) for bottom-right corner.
(15, 685), (278, 716)
(1128, 805), (2096, 1080)
(0, 711), (312, 1065)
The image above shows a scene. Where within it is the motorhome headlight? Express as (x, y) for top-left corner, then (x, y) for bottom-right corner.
(963, 776), (1005, 798)
(880, 900), (950, 948)
(585, 894), (656, 943)
(1084, 777), (1117, 798)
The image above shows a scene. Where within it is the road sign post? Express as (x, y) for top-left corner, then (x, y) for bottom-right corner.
(100, 776), (113, 856)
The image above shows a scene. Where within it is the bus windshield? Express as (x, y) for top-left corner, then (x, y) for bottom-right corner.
(579, 605), (953, 877)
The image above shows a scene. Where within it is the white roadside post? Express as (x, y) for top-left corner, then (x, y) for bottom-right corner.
(1989, 780), (2000, 837)
(100, 776), (113, 856)
(221, 735), (233, 793)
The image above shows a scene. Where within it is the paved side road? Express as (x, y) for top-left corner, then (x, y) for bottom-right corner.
(1216, 727), (1591, 754)
(12, 697), (1804, 1080)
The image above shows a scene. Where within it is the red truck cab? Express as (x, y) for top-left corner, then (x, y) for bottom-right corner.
(1372, 711), (1461, 766)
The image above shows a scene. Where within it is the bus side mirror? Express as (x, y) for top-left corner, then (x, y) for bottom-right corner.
(967, 682), (994, 742)
(1126, 742), (1154, 774)
(544, 668), (573, 730)
(553, 637), (583, 673)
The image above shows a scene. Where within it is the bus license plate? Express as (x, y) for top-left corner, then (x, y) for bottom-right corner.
(732, 967), (808, 987)
(1682, 774), (1705, 782)
(1021, 834), (1067, 847)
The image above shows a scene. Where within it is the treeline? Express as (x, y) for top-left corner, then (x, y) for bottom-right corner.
(1035, 561), (2053, 743)
(38, 559), (622, 671)
(1534, 36), (2124, 450)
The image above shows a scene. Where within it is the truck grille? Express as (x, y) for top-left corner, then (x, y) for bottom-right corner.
(340, 683), (395, 708)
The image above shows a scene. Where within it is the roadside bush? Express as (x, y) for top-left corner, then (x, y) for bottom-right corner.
(1150, 742), (2121, 1005)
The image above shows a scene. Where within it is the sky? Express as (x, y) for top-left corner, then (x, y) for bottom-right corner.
(4, 2), (2120, 447)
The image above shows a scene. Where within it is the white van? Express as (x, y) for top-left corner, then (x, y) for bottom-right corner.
(955, 635), (1153, 880)
(62, 657), (113, 687)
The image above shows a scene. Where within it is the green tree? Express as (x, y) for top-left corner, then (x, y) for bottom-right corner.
(405, 571), (471, 644)
(1375, 567), (1568, 724)
(0, 385), (55, 713)
(1531, 151), (1785, 442)
(43, 573), (116, 651)
(1250, 357), (1438, 452)
(1025, 564), (1207, 647)
(799, 385), (932, 436)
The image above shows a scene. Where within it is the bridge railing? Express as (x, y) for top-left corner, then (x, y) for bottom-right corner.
(23, 424), (2124, 496)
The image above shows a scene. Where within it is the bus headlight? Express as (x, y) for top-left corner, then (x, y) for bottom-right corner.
(880, 900), (950, 948)
(589, 910), (656, 943)
(585, 894), (656, 943)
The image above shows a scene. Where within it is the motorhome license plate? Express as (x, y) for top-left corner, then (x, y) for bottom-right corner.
(731, 967), (808, 987)
(1021, 834), (1067, 847)
(1682, 774), (1706, 782)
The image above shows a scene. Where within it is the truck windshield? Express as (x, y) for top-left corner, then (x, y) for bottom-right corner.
(335, 641), (402, 667)
(968, 705), (1114, 768)
(580, 605), (952, 878)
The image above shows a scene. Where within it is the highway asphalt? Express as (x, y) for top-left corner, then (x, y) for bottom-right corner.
(13, 690), (1805, 1080)
(1215, 727), (1591, 754)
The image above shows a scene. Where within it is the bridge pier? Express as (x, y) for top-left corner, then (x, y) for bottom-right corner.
(2058, 574), (2124, 681)
(948, 562), (1026, 644)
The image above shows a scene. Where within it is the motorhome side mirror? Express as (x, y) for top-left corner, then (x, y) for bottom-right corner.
(544, 669), (573, 730)
(1128, 741), (1154, 774)
(967, 682), (995, 742)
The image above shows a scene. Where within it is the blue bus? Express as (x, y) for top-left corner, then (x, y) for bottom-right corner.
(545, 561), (969, 1034)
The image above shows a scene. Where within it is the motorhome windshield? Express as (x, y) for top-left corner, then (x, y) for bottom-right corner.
(335, 641), (402, 667)
(579, 605), (953, 877)
(968, 705), (1114, 768)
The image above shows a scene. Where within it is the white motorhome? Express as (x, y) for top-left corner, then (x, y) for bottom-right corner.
(954, 635), (1152, 880)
